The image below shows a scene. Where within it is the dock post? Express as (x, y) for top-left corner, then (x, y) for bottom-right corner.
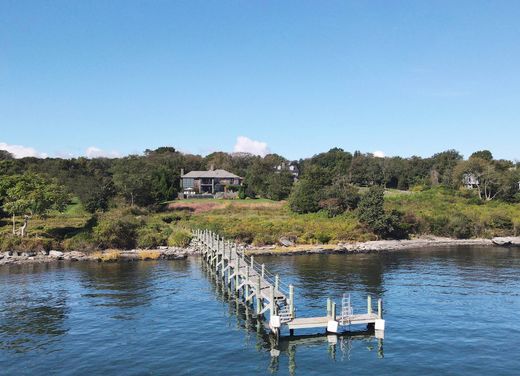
(270, 286), (275, 316)
(256, 275), (262, 315)
(261, 264), (265, 279)
(378, 298), (383, 319)
(275, 274), (279, 292)
(245, 266), (250, 300)
(331, 301), (336, 321)
(327, 298), (332, 317)
(210, 235), (214, 265)
(216, 237), (220, 269)
(250, 255), (254, 268)
(289, 284), (294, 318)
(236, 254), (241, 292)
(367, 295), (372, 315)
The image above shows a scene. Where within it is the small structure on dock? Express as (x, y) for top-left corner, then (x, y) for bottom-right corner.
(193, 229), (385, 338)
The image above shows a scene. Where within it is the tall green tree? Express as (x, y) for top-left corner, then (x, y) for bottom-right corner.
(0, 172), (69, 236)
(357, 186), (409, 239)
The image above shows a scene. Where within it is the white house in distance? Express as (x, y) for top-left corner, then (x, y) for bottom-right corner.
(276, 161), (300, 181)
(180, 168), (243, 197)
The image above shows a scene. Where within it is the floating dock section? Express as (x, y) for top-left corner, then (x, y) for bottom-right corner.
(193, 229), (385, 338)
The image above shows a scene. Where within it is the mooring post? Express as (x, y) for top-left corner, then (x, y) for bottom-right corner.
(250, 255), (254, 268)
(289, 284), (294, 318)
(367, 295), (372, 315)
(378, 298), (383, 319)
(331, 301), (336, 321)
(327, 298), (332, 317)
(261, 264), (265, 279)
(275, 274), (279, 292)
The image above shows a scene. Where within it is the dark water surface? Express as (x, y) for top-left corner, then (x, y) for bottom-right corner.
(1, 246), (519, 375)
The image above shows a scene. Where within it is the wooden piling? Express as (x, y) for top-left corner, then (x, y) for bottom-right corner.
(367, 295), (372, 315)
(378, 298), (383, 319)
(289, 284), (294, 318)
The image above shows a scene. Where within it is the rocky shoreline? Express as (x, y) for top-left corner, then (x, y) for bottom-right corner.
(1, 236), (519, 266)
(243, 236), (520, 256)
(0, 246), (193, 266)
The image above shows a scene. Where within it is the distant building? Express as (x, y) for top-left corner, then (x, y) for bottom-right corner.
(462, 173), (479, 189)
(276, 161), (300, 180)
(181, 168), (243, 196)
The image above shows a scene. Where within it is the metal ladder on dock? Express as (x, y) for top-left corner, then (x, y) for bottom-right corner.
(339, 293), (353, 325)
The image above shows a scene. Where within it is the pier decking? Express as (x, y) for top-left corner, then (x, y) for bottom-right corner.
(193, 229), (386, 338)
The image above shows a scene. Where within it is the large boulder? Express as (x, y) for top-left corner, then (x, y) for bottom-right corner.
(492, 237), (520, 246)
(49, 250), (64, 259)
(162, 248), (187, 260)
(63, 251), (87, 261)
(279, 237), (295, 247)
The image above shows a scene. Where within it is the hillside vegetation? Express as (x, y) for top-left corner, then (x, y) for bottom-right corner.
(1, 187), (519, 253)
(1, 147), (519, 252)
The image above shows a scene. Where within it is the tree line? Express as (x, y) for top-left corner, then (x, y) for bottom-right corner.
(0, 146), (519, 239)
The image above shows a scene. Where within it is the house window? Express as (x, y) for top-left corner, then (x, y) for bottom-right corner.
(183, 178), (194, 188)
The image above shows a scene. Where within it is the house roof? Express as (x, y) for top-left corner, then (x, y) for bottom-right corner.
(181, 169), (242, 179)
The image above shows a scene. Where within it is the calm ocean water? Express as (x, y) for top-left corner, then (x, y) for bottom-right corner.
(1, 246), (519, 375)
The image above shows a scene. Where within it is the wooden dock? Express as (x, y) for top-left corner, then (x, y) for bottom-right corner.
(193, 229), (385, 338)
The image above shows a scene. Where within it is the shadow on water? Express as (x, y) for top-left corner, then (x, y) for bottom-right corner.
(199, 260), (383, 376)
(0, 264), (70, 353)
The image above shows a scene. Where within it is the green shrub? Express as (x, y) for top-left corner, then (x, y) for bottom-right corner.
(315, 232), (332, 244)
(168, 229), (192, 247)
(62, 233), (97, 252)
(426, 215), (450, 236)
(252, 233), (277, 246)
(449, 214), (474, 239)
(488, 214), (513, 230)
(137, 226), (168, 249)
(0, 236), (57, 253)
(93, 216), (141, 249)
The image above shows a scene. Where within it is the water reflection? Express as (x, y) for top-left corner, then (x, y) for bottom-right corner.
(76, 262), (157, 310)
(259, 253), (387, 299)
(200, 260), (383, 375)
(0, 264), (69, 353)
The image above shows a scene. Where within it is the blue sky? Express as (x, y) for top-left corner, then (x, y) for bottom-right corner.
(1, 1), (519, 160)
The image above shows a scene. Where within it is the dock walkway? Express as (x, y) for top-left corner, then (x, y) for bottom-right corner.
(193, 229), (385, 337)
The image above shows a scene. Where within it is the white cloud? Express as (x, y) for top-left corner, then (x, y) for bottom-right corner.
(85, 146), (121, 159)
(233, 136), (270, 157)
(0, 142), (48, 158)
(373, 150), (385, 158)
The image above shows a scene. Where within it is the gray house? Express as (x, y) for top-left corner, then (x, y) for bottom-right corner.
(181, 169), (242, 196)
